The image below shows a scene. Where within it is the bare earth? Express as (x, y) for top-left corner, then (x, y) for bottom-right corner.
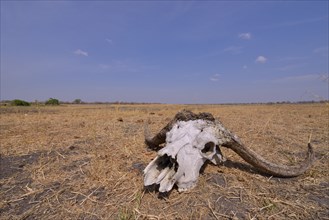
(0, 104), (328, 219)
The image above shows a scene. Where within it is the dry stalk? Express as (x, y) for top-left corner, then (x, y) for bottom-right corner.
(55, 150), (66, 159)
(71, 187), (100, 205)
(6, 189), (41, 203)
(134, 208), (160, 220)
(0, 185), (16, 195)
(259, 203), (274, 211)
(267, 208), (287, 219)
(207, 199), (232, 220)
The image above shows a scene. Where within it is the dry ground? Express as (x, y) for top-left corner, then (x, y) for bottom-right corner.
(0, 103), (328, 219)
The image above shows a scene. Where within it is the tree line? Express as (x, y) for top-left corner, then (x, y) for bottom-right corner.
(2, 98), (63, 106)
(1, 98), (327, 106)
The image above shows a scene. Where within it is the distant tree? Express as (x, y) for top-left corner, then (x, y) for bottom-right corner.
(45, 98), (60, 105)
(73, 99), (82, 104)
(11, 99), (31, 106)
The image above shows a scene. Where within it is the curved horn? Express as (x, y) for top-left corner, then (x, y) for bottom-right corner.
(222, 136), (315, 177)
(145, 110), (216, 150)
(144, 122), (169, 150)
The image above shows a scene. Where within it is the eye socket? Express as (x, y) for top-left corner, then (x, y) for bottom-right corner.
(201, 142), (215, 154)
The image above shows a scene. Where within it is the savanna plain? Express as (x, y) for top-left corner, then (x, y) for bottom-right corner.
(0, 103), (328, 219)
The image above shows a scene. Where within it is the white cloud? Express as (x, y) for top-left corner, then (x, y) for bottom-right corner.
(74, 49), (88, 57)
(210, 73), (221, 81)
(106, 38), (113, 44)
(270, 16), (327, 28)
(319, 74), (329, 84)
(238, 32), (251, 40)
(278, 64), (305, 71)
(99, 64), (111, 69)
(313, 46), (328, 54)
(277, 56), (308, 62)
(97, 60), (156, 73)
(272, 74), (322, 83)
(223, 46), (243, 54)
(255, 56), (267, 63)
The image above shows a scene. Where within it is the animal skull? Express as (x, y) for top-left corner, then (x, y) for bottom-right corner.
(144, 110), (315, 193)
(144, 120), (226, 192)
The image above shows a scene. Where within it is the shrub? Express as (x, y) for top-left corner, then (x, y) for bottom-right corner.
(73, 99), (82, 104)
(45, 98), (60, 105)
(11, 99), (31, 106)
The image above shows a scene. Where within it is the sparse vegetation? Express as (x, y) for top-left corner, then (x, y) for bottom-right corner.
(45, 98), (60, 105)
(0, 104), (328, 219)
(10, 99), (31, 106)
(73, 99), (82, 104)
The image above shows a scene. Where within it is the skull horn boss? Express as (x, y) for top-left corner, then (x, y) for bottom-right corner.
(143, 110), (315, 192)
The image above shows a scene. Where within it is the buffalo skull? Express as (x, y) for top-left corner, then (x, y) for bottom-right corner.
(143, 110), (315, 193)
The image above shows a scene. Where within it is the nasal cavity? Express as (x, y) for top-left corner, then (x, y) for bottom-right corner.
(201, 142), (215, 154)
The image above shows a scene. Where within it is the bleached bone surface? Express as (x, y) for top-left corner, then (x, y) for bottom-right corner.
(143, 120), (226, 192)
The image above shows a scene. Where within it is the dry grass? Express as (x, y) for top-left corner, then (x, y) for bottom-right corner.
(0, 103), (328, 219)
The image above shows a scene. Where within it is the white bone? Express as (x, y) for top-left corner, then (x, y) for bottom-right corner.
(143, 120), (226, 192)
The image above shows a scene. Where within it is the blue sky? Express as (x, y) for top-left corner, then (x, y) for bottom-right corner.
(1, 1), (328, 104)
